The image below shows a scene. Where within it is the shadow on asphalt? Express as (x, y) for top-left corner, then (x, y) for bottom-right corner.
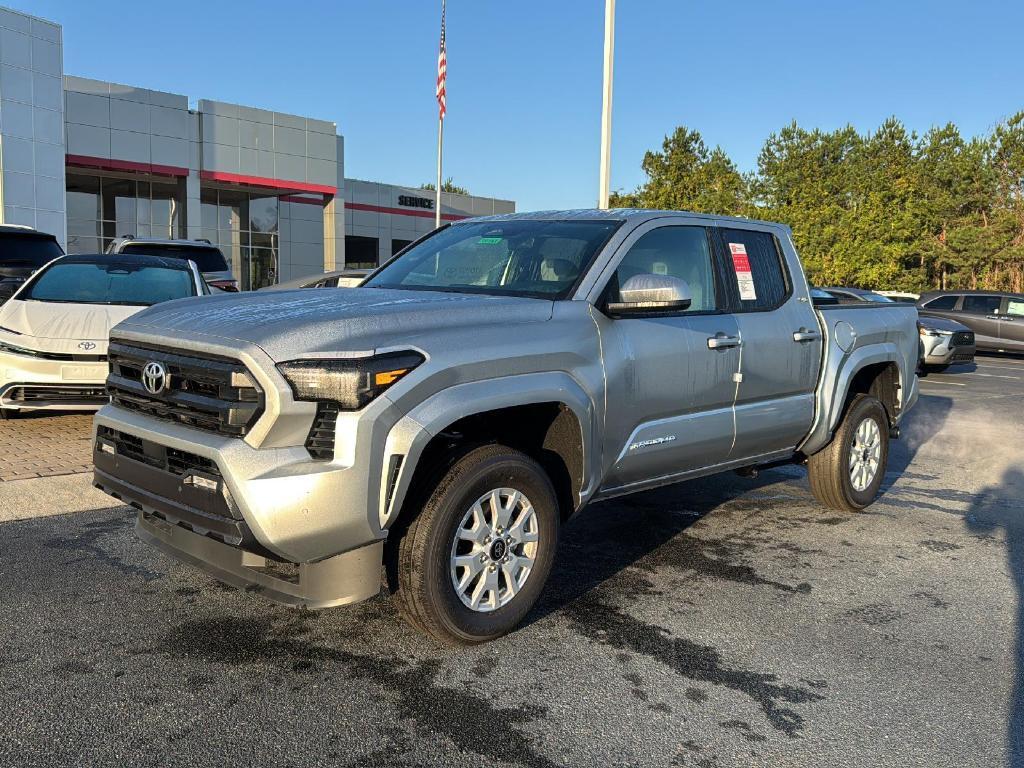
(964, 467), (1024, 768)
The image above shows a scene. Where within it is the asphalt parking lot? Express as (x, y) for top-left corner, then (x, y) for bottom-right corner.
(1, 357), (1022, 767)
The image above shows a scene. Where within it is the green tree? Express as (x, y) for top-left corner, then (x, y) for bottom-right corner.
(610, 126), (749, 215)
(422, 178), (469, 195)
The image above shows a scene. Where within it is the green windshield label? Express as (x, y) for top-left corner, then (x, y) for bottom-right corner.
(478, 237), (503, 244)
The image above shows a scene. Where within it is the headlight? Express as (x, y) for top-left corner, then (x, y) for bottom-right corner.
(918, 326), (952, 338)
(277, 351), (424, 410)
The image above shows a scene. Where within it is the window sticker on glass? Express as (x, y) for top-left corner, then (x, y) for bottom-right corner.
(1008, 300), (1024, 317)
(477, 237), (503, 245)
(729, 242), (757, 300)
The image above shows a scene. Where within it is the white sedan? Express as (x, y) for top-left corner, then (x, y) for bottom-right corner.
(0, 253), (208, 418)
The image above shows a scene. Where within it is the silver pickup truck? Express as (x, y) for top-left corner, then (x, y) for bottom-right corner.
(92, 209), (919, 644)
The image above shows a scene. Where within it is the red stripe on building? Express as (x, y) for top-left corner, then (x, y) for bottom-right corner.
(65, 154), (189, 177)
(346, 202), (469, 222)
(200, 170), (336, 196)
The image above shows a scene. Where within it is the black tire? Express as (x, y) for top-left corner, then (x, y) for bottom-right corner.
(807, 394), (889, 513)
(925, 364), (951, 373)
(388, 444), (560, 645)
(0, 408), (16, 420)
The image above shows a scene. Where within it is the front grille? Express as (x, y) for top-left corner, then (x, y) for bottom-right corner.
(106, 340), (263, 437)
(951, 331), (974, 347)
(97, 425), (222, 481)
(4, 384), (107, 403)
(305, 402), (339, 460)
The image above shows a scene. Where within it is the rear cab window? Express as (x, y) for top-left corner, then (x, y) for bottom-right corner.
(118, 243), (228, 273)
(717, 228), (790, 311)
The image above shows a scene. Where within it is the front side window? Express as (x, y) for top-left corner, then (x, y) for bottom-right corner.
(922, 295), (958, 310)
(720, 228), (789, 311)
(21, 262), (196, 306)
(365, 220), (620, 299)
(605, 226), (717, 312)
(962, 295), (1001, 315)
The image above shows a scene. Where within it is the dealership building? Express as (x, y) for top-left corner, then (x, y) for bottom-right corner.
(0, 6), (515, 289)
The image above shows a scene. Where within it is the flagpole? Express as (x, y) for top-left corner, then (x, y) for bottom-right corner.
(436, 117), (443, 228)
(598, 0), (615, 209)
(435, 0), (446, 228)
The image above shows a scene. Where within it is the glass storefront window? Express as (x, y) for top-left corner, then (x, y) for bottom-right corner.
(66, 172), (185, 254)
(249, 194), (278, 234)
(202, 188), (285, 290)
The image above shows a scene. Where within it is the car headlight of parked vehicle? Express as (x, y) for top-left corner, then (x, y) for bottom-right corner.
(0, 338), (42, 357)
(277, 351), (425, 410)
(919, 326), (953, 338)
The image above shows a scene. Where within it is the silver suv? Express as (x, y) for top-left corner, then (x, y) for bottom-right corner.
(106, 237), (237, 292)
(93, 210), (919, 644)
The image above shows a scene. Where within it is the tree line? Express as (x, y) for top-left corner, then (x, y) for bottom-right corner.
(610, 115), (1024, 293)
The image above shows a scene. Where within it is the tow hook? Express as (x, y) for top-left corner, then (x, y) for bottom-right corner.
(889, 425), (901, 440)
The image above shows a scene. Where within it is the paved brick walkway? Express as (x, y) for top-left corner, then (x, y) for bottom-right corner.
(0, 412), (94, 481)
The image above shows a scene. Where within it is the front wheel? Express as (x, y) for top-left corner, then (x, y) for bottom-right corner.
(807, 394), (889, 512)
(388, 444), (560, 645)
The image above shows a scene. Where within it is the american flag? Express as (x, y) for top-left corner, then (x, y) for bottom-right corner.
(436, 0), (447, 119)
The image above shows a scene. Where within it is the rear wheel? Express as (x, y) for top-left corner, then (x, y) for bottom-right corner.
(388, 444), (559, 645)
(0, 408), (17, 420)
(807, 394), (889, 512)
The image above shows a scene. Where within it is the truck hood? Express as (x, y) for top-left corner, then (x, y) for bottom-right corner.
(117, 287), (555, 360)
(0, 299), (141, 352)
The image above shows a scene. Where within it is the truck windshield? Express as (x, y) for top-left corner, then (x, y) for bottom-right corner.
(0, 232), (64, 268)
(21, 261), (196, 306)
(364, 220), (621, 299)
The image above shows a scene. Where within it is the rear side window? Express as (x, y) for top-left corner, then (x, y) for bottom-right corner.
(962, 295), (1001, 315)
(119, 243), (228, 273)
(0, 233), (64, 268)
(922, 295), (958, 310)
(719, 228), (789, 311)
(1007, 298), (1024, 318)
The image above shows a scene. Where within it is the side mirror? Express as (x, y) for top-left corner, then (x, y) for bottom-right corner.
(606, 273), (692, 316)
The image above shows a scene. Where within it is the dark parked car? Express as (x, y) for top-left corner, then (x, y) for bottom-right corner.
(0, 225), (64, 304)
(917, 290), (1024, 353)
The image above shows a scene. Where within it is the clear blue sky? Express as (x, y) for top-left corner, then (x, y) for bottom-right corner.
(21, 0), (1024, 211)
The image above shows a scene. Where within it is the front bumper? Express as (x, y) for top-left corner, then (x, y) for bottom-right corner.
(92, 395), (402, 564)
(921, 335), (976, 366)
(136, 511), (382, 609)
(0, 351), (108, 410)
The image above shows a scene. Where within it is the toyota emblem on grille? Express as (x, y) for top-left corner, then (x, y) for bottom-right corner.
(78, 341), (96, 351)
(141, 361), (168, 395)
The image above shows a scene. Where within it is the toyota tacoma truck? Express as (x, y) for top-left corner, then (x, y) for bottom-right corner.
(92, 210), (919, 644)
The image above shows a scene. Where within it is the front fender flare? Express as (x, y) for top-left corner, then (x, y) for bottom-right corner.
(377, 372), (598, 530)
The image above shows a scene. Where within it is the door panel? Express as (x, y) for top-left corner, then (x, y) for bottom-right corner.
(1000, 296), (1024, 350)
(601, 314), (740, 489)
(593, 222), (741, 493)
(959, 295), (1002, 348)
(715, 227), (821, 459)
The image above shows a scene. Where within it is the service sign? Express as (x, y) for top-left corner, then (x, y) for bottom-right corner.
(729, 242), (757, 301)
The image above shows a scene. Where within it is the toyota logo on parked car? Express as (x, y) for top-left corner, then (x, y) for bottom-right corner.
(141, 361), (168, 395)
(78, 341), (96, 351)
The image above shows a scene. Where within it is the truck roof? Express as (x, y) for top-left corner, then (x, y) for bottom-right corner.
(463, 208), (792, 230)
